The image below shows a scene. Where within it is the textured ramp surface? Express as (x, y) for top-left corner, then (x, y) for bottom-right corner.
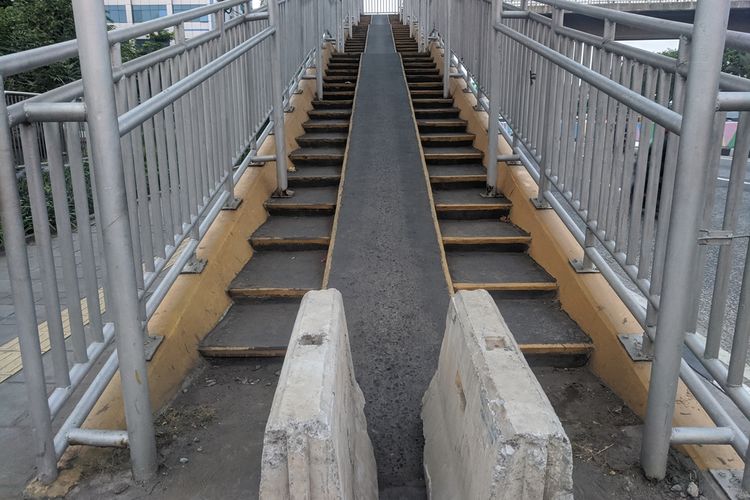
(327, 15), (450, 496)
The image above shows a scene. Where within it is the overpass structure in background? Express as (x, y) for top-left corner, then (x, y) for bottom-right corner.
(506, 0), (750, 39)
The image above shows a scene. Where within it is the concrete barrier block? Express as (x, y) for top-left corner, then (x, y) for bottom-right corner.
(259, 289), (378, 499)
(422, 290), (574, 500)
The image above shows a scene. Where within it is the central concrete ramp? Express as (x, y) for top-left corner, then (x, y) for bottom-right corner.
(326, 14), (450, 496)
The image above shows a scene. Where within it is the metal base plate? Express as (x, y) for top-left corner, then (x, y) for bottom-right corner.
(617, 333), (653, 362)
(222, 197), (243, 211)
(462, 87), (473, 93)
(569, 257), (599, 274)
(271, 188), (294, 198)
(181, 256), (207, 274)
(283, 105), (295, 113)
(143, 335), (164, 361)
(530, 196), (551, 209)
(473, 105), (486, 112)
(709, 469), (750, 499)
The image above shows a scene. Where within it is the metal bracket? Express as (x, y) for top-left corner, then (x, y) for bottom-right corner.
(271, 188), (294, 198)
(530, 196), (551, 209)
(222, 196), (243, 211)
(617, 333), (653, 362)
(569, 257), (599, 274)
(283, 105), (295, 113)
(698, 229), (750, 246)
(181, 255), (207, 274)
(143, 335), (165, 362)
(473, 105), (487, 112)
(709, 469), (750, 499)
(480, 186), (503, 198)
(462, 87), (473, 93)
(293, 88), (304, 95)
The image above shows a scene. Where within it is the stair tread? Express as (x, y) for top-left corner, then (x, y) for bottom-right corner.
(289, 146), (345, 162)
(252, 215), (333, 241)
(424, 146), (483, 158)
(432, 187), (511, 207)
(421, 132), (475, 140)
(229, 249), (326, 291)
(296, 132), (348, 143)
(199, 298), (300, 356)
(439, 219), (527, 238)
(428, 164), (486, 179)
(494, 298), (592, 348)
(447, 251), (555, 284)
(288, 165), (341, 178)
(303, 119), (350, 127)
(265, 186), (338, 207)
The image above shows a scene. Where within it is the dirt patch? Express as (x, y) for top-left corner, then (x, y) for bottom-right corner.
(533, 366), (711, 499)
(62, 358), (282, 499)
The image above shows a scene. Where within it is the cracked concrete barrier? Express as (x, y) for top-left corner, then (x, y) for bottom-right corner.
(259, 289), (378, 499)
(422, 290), (574, 500)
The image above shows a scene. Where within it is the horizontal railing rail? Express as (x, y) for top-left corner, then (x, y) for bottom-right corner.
(0, 0), (350, 484)
(404, 0), (750, 491)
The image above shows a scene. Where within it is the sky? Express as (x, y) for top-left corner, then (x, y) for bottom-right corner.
(620, 39), (680, 53)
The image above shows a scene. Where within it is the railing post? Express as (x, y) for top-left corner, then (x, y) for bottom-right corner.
(216, 9), (241, 210)
(70, 0), (157, 481)
(641, 0), (730, 482)
(442, 0), (450, 99)
(268, 0), (292, 197)
(0, 78), (58, 484)
(532, 6), (565, 210)
(317, 0), (324, 100)
(484, 0), (502, 197)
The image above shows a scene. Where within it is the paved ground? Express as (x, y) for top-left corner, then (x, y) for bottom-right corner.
(326, 15), (450, 497)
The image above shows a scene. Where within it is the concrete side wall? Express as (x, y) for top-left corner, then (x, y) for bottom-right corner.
(259, 289), (377, 499)
(422, 290), (573, 500)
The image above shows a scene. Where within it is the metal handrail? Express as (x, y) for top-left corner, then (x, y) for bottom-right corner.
(404, 0), (750, 491)
(0, 0), (349, 484)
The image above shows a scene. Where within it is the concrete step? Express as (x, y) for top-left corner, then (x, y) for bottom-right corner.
(321, 91), (356, 100)
(306, 108), (352, 120)
(405, 68), (440, 75)
(295, 132), (348, 147)
(423, 145), (484, 163)
(288, 146), (345, 165)
(302, 119), (350, 133)
(323, 82), (356, 91)
(251, 215), (333, 249)
(428, 163), (487, 184)
(432, 186), (511, 218)
(415, 107), (461, 119)
(198, 298), (301, 357)
(411, 89), (447, 98)
(406, 75), (443, 84)
(323, 76), (358, 83)
(264, 186), (338, 215)
(412, 97), (455, 108)
(228, 249), (327, 298)
(312, 99), (354, 109)
(420, 132), (475, 147)
(288, 165), (342, 187)
(417, 118), (469, 133)
(446, 250), (557, 295)
(439, 218), (528, 243)
(493, 296), (593, 367)
(408, 82), (443, 90)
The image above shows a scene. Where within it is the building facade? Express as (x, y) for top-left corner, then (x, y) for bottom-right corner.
(104, 0), (214, 38)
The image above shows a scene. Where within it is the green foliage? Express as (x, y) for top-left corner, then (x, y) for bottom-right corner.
(0, 0), (80, 93)
(120, 30), (174, 63)
(0, 161), (93, 250)
(659, 47), (750, 79)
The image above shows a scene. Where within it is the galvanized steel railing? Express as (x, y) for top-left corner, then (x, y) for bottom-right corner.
(364, 0), (403, 14)
(0, 0), (347, 483)
(403, 0), (750, 489)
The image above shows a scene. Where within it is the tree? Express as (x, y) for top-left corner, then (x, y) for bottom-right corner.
(0, 0), (80, 93)
(659, 47), (750, 79)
